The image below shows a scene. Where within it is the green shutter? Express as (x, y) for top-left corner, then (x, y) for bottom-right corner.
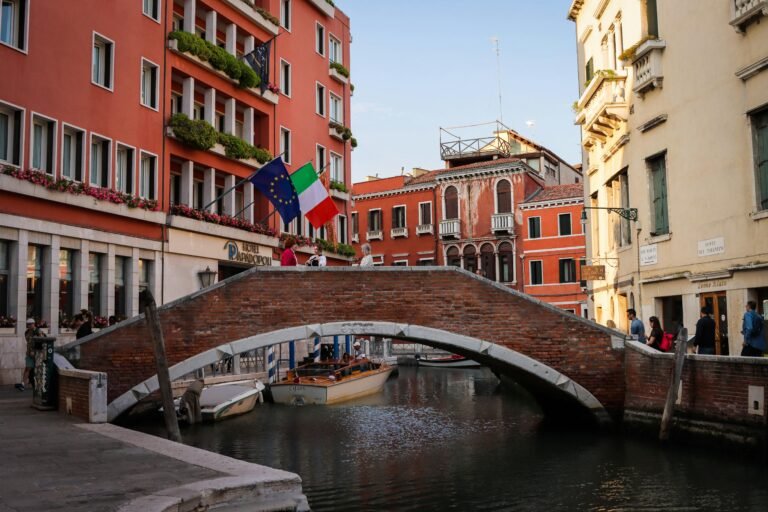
(755, 110), (768, 211)
(651, 156), (669, 234)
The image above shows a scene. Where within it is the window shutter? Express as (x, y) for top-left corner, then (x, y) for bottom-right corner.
(755, 110), (768, 211)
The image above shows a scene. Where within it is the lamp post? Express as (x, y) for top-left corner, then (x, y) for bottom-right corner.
(197, 266), (217, 289)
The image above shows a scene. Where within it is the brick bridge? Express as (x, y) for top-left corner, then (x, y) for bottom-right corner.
(64, 267), (628, 424)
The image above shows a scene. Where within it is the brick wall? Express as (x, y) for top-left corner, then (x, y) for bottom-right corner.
(625, 343), (768, 426)
(58, 369), (108, 423)
(74, 267), (626, 417)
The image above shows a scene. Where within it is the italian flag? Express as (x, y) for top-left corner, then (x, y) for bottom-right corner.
(290, 163), (339, 229)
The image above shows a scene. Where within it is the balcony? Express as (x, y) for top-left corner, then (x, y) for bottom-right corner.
(329, 126), (344, 141)
(223, 0), (279, 36)
(730, 0), (768, 32)
(491, 213), (515, 234)
(575, 71), (629, 148)
(416, 224), (434, 235)
(440, 132), (512, 163)
(632, 40), (666, 97)
(391, 227), (408, 238)
(329, 187), (350, 201)
(351, 233), (359, 243)
(366, 230), (383, 241)
(329, 66), (349, 84)
(308, 0), (335, 17)
(439, 219), (460, 239)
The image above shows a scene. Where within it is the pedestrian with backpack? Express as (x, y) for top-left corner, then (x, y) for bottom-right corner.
(741, 301), (766, 357)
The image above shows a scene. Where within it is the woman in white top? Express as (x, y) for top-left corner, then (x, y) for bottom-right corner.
(306, 244), (327, 267)
(359, 243), (373, 266)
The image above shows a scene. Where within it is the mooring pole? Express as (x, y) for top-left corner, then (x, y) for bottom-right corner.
(659, 327), (688, 442)
(144, 291), (182, 443)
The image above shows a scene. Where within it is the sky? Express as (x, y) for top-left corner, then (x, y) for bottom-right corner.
(338, 0), (581, 182)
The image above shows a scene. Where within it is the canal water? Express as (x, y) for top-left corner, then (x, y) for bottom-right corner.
(133, 366), (768, 511)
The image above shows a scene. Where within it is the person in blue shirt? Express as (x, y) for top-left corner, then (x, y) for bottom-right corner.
(741, 301), (766, 357)
(627, 308), (646, 344)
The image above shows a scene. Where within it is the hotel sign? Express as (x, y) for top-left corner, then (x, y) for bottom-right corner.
(224, 240), (272, 266)
(581, 265), (605, 281)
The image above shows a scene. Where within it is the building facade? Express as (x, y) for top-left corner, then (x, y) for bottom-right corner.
(0, 0), (353, 384)
(568, 0), (768, 352)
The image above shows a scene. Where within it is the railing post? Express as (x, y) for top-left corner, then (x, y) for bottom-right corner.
(313, 336), (321, 362)
(267, 345), (276, 383)
(333, 335), (340, 360)
(345, 335), (351, 356)
(659, 327), (688, 442)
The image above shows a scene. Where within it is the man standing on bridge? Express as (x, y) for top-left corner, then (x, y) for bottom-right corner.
(627, 309), (646, 344)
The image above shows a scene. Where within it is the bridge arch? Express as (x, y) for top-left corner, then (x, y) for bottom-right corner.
(108, 321), (610, 424)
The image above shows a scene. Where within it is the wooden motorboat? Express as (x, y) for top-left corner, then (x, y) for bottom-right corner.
(416, 354), (482, 368)
(270, 358), (394, 405)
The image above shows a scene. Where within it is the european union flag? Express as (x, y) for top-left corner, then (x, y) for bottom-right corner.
(249, 157), (300, 224)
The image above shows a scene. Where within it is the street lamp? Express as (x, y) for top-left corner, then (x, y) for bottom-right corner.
(197, 266), (217, 289)
(580, 206), (638, 227)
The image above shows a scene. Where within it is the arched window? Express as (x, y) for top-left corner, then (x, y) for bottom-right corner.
(498, 242), (514, 283)
(480, 243), (495, 280)
(463, 245), (477, 273)
(444, 186), (458, 220)
(496, 180), (511, 213)
(446, 246), (461, 267)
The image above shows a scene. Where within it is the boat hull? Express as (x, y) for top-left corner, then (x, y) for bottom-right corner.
(271, 366), (394, 405)
(199, 381), (265, 422)
(417, 357), (482, 368)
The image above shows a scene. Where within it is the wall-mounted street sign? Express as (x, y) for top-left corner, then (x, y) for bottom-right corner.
(581, 265), (605, 280)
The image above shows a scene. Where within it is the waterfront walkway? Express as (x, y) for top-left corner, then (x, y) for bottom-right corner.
(0, 386), (308, 512)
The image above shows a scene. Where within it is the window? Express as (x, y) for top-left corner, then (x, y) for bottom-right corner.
(141, 59), (159, 109)
(61, 124), (84, 181)
(88, 253), (104, 316)
(193, 102), (204, 121)
(0, 0), (26, 51)
(193, 180), (204, 209)
(645, 0), (658, 37)
(446, 246), (461, 267)
(215, 112), (225, 133)
(528, 217), (541, 239)
(315, 22), (325, 56)
(170, 93), (181, 114)
(280, 59), (291, 96)
(92, 33), (114, 89)
(392, 260), (408, 267)
(215, 185), (224, 215)
(143, 0), (160, 21)
(316, 83), (326, 116)
(444, 186), (458, 219)
(0, 240), (9, 317)
(31, 114), (55, 174)
(585, 57), (594, 85)
(338, 215), (347, 244)
(329, 35), (341, 64)
(496, 180), (512, 213)
(498, 242), (513, 283)
(608, 170), (632, 247)
(752, 107), (768, 211)
(368, 210), (382, 231)
(419, 202), (432, 226)
(280, 127), (291, 164)
(330, 152), (343, 184)
(558, 213), (572, 236)
(172, 14), (183, 32)
(114, 256), (128, 318)
(418, 258), (435, 266)
(480, 243), (495, 280)
(559, 259), (576, 283)
(529, 260), (543, 285)
(138, 259), (151, 312)
(140, 151), (157, 199)
(89, 134), (111, 188)
(463, 246), (477, 274)
(58, 249), (74, 324)
(330, 93), (342, 124)
(280, 0), (291, 30)
(115, 144), (134, 194)
(26, 245), (43, 320)
(351, 212), (358, 238)
(0, 101), (23, 166)
(316, 145), (326, 173)
(648, 152), (669, 235)
(392, 206), (406, 229)
(170, 174), (180, 205)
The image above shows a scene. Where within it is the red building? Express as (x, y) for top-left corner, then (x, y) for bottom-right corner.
(351, 127), (585, 299)
(519, 184), (587, 316)
(0, 0), (353, 383)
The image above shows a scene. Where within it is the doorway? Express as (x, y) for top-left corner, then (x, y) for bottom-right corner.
(700, 292), (728, 356)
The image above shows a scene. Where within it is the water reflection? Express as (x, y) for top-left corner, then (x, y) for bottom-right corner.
(132, 367), (768, 511)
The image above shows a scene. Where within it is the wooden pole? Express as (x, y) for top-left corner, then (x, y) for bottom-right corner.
(659, 327), (688, 442)
(144, 291), (182, 443)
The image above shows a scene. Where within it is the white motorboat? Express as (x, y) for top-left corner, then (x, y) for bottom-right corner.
(416, 355), (482, 368)
(172, 379), (265, 422)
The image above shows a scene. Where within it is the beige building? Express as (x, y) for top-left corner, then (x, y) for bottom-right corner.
(568, 0), (768, 354)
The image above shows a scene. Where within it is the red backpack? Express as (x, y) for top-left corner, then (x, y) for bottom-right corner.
(659, 332), (675, 352)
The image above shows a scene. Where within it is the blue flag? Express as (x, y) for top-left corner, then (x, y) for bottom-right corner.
(249, 157), (300, 224)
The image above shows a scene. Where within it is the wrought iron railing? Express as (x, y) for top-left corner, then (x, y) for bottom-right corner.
(440, 135), (512, 160)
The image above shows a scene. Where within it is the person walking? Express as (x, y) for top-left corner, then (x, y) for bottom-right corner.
(359, 243), (373, 267)
(694, 307), (716, 355)
(15, 318), (42, 391)
(76, 310), (93, 340)
(741, 301), (766, 357)
(646, 316), (663, 351)
(306, 244), (327, 267)
(280, 238), (298, 267)
(627, 309), (646, 344)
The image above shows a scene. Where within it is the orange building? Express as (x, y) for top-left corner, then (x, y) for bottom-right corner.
(519, 184), (587, 316)
(0, 0), (353, 384)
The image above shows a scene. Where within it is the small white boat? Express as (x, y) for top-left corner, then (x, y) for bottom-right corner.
(270, 359), (394, 405)
(416, 355), (482, 368)
(173, 380), (265, 422)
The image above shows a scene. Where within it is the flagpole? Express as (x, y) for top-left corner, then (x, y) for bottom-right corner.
(201, 151), (286, 212)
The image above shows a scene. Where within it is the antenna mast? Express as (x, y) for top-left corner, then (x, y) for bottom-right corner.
(492, 37), (503, 123)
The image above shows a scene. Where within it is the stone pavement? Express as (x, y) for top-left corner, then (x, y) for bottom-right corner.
(0, 386), (308, 512)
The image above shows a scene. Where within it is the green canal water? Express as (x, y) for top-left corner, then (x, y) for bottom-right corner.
(133, 366), (768, 511)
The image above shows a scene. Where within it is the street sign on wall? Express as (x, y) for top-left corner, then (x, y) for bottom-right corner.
(581, 265), (605, 280)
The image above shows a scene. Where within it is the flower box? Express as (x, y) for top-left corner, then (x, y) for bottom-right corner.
(329, 67), (349, 84)
(329, 188), (350, 201)
(223, 0), (279, 36)
(308, 0), (335, 17)
(329, 126), (345, 141)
